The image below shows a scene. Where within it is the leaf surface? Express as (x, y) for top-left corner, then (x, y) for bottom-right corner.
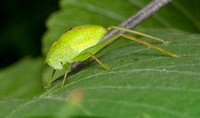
(0, 57), (43, 99)
(1, 32), (200, 118)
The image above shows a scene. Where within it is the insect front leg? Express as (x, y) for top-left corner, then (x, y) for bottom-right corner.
(44, 69), (56, 88)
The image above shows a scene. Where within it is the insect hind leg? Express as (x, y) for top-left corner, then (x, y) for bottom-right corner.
(119, 33), (183, 57)
(108, 26), (171, 44)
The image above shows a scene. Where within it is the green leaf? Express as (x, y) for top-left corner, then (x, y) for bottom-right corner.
(42, 0), (200, 54)
(0, 57), (43, 99)
(1, 32), (200, 118)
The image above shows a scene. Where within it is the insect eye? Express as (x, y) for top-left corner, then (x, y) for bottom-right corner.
(48, 57), (52, 62)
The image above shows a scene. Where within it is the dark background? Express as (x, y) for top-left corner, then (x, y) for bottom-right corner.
(0, 0), (59, 68)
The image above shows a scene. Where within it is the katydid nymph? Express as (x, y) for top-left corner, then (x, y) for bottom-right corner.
(44, 25), (182, 88)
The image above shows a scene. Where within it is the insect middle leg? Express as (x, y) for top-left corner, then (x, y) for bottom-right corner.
(88, 52), (111, 69)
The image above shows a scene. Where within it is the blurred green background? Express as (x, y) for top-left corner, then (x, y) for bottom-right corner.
(0, 0), (59, 98)
(0, 0), (58, 68)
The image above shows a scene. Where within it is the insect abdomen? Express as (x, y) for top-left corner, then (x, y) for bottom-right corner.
(51, 25), (108, 63)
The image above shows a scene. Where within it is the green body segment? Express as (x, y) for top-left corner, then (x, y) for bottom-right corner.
(46, 25), (108, 70)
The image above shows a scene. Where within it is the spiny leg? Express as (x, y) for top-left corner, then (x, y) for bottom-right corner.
(60, 68), (69, 88)
(44, 69), (56, 88)
(108, 26), (171, 44)
(88, 52), (112, 69)
(119, 33), (182, 57)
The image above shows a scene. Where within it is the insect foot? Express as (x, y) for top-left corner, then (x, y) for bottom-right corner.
(163, 40), (172, 44)
(172, 53), (187, 58)
(58, 86), (64, 90)
(105, 61), (112, 69)
(43, 84), (51, 89)
(41, 83), (50, 89)
(163, 38), (178, 44)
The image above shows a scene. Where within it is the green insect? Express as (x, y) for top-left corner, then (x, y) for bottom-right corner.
(44, 25), (182, 88)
